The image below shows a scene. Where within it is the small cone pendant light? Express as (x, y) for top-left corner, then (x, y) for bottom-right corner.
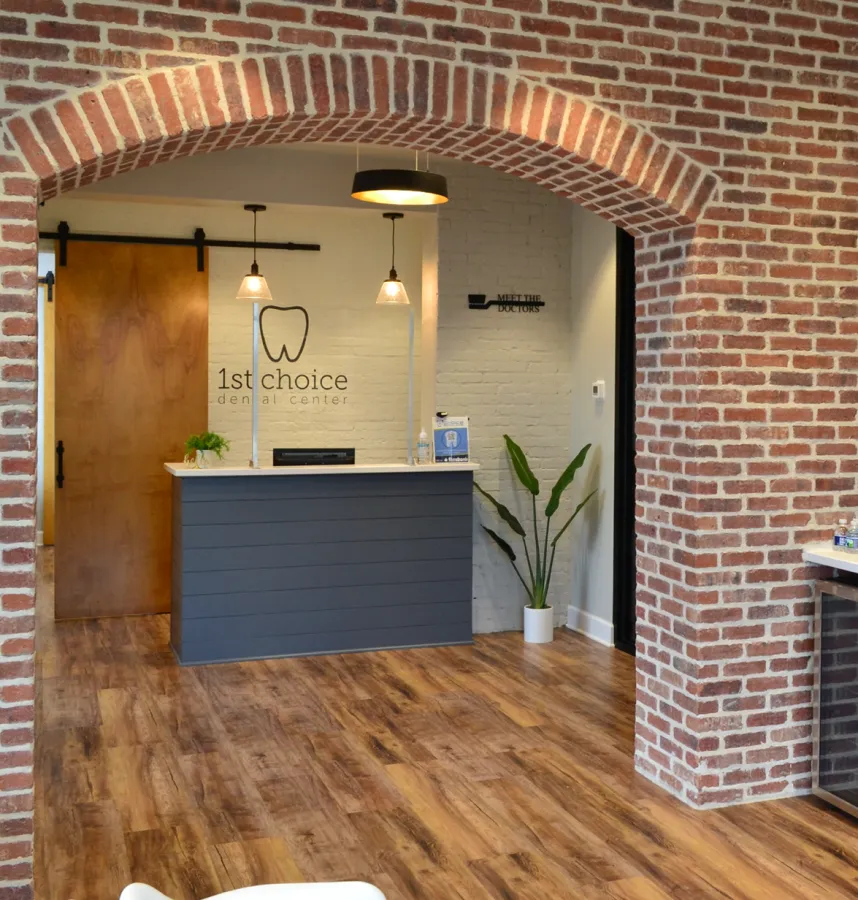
(236, 204), (273, 301)
(377, 212), (409, 305)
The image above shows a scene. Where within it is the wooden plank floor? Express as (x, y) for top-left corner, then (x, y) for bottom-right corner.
(35, 551), (858, 900)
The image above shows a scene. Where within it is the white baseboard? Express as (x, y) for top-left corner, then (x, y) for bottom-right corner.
(36, 530), (44, 547)
(566, 606), (614, 647)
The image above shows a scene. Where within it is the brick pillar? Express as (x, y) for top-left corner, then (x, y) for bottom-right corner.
(0, 146), (37, 900)
(633, 219), (827, 807)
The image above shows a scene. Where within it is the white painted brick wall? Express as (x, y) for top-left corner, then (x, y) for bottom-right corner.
(205, 207), (425, 466)
(436, 163), (576, 633)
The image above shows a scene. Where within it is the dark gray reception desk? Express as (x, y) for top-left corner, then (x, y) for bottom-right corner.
(165, 462), (477, 665)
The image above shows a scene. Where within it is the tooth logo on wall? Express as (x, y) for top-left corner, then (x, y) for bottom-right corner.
(259, 305), (310, 363)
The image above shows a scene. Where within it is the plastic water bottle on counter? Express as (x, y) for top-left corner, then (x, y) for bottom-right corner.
(834, 519), (849, 550)
(848, 516), (858, 552)
(417, 429), (431, 465)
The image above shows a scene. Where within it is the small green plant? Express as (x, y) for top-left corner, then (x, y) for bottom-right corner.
(184, 431), (230, 462)
(475, 435), (596, 610)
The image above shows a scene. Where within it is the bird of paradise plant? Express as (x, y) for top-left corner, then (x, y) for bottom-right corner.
(475, 435), (597, 610)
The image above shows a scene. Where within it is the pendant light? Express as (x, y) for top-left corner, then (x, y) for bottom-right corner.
(236, 203), (273, 301)
(377, 212), (409, 305)
(352, 149), (448, 207)
(375, 212), (415, 466)
(235, 203), (272, 470)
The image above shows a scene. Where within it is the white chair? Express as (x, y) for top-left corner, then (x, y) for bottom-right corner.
(120, 883), (386, 900)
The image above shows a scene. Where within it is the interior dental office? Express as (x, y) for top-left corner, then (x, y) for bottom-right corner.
(36, 142), (623, 645)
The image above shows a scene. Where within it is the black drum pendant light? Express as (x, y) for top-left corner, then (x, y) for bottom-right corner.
(352, 149), (449, 206)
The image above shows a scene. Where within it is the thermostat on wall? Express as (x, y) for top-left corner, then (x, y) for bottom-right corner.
(592, 380), (606, 400)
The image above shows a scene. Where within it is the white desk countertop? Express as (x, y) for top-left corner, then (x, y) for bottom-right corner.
(802, 542), (858, 575)
(165, 462), (480, 478)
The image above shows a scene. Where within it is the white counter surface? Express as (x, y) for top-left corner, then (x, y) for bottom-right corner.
(803, 542), (858, 575)
(165, 461), (479, 478)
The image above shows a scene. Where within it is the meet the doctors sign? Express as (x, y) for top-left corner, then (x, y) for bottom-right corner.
(468, 293), (545, 312)
(216, 305), (349, 407)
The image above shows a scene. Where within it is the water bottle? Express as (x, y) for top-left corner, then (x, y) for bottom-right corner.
(848, 516), (858, 553)
(417, 429), (431, 465)
(834, 518), (849, 550)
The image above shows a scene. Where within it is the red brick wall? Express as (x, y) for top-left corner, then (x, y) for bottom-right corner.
(1, 0), (856, 894)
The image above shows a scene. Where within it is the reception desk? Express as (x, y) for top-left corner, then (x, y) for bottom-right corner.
(166, 462), (477, 665)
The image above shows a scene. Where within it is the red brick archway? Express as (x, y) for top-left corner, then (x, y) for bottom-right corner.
(8, 53), (713, 230)
(0, 48), (732, 899)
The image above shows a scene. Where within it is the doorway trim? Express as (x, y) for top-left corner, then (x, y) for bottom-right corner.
(613, 227), (637, 656)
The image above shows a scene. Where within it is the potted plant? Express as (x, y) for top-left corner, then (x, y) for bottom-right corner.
(184, 431), (230, 469)
(475, 435), (596, 644)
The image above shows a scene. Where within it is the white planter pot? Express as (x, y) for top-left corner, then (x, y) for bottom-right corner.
(524, 605), (554, 644)
(194, 449), (212, 469)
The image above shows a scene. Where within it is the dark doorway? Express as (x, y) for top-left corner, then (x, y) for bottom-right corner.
(613, 228), (636, 655)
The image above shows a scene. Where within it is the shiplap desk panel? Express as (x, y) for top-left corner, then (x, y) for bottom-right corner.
(170, 468), (476, 665)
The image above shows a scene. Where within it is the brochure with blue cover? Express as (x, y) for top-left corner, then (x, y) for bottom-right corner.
(433, 416), (470, 462)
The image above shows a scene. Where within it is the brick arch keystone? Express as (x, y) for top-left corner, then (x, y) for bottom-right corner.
(5, 51), (716, 235)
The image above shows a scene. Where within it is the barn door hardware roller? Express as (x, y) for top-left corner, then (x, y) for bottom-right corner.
(38, 222), (321, 272)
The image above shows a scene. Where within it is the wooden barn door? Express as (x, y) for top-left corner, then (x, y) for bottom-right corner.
(54, 242), (208, 619)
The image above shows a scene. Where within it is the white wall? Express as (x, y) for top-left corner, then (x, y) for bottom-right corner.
(436, 162), (581, 633)
(38, 196), (424, 466)
(568, 206), (617, 645)
(35, 250), (54, 540)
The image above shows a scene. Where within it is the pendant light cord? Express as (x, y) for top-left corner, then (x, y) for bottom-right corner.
(383, 211), (403, 279)
(253, 209), (258, 267)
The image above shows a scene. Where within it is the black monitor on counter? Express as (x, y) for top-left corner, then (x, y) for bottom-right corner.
(273, 448), (355, 467)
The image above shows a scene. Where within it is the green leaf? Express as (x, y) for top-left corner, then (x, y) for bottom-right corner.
(482, 526), (517, 563)
(504, 435), (539, 495)
(551, 489), (598, 547)
(185, 431), (230, 459)
(545, 444), (592, 518)
(474, 482), (526, 537)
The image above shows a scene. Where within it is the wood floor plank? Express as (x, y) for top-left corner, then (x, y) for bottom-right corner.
(33, 550), (858, 900)
(99, 687), (165, 747)
(255, 770), (375, 881)
(579, 876), (675, 900)
(177, 751), (273, 842)
(210, 838), (305, 890)
(35, 801), (131, 900)
(39, 676), (100, 730)
(124, 821), (223, 900)
(36, 726), (107, 807)
(302, 732), (405, 814)
(326, 697), (437, 768)
(468, 851), (585, 900)
(105, 745), (194, 833)
(384, 764), (504, 863)
(464, 775), (640, 886)
(153, 688), (224, 756)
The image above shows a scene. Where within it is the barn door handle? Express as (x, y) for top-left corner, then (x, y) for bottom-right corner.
(56, 440), (65, 489)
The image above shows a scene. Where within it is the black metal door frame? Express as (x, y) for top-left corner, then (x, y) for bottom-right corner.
(613, 228), (637, 655)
